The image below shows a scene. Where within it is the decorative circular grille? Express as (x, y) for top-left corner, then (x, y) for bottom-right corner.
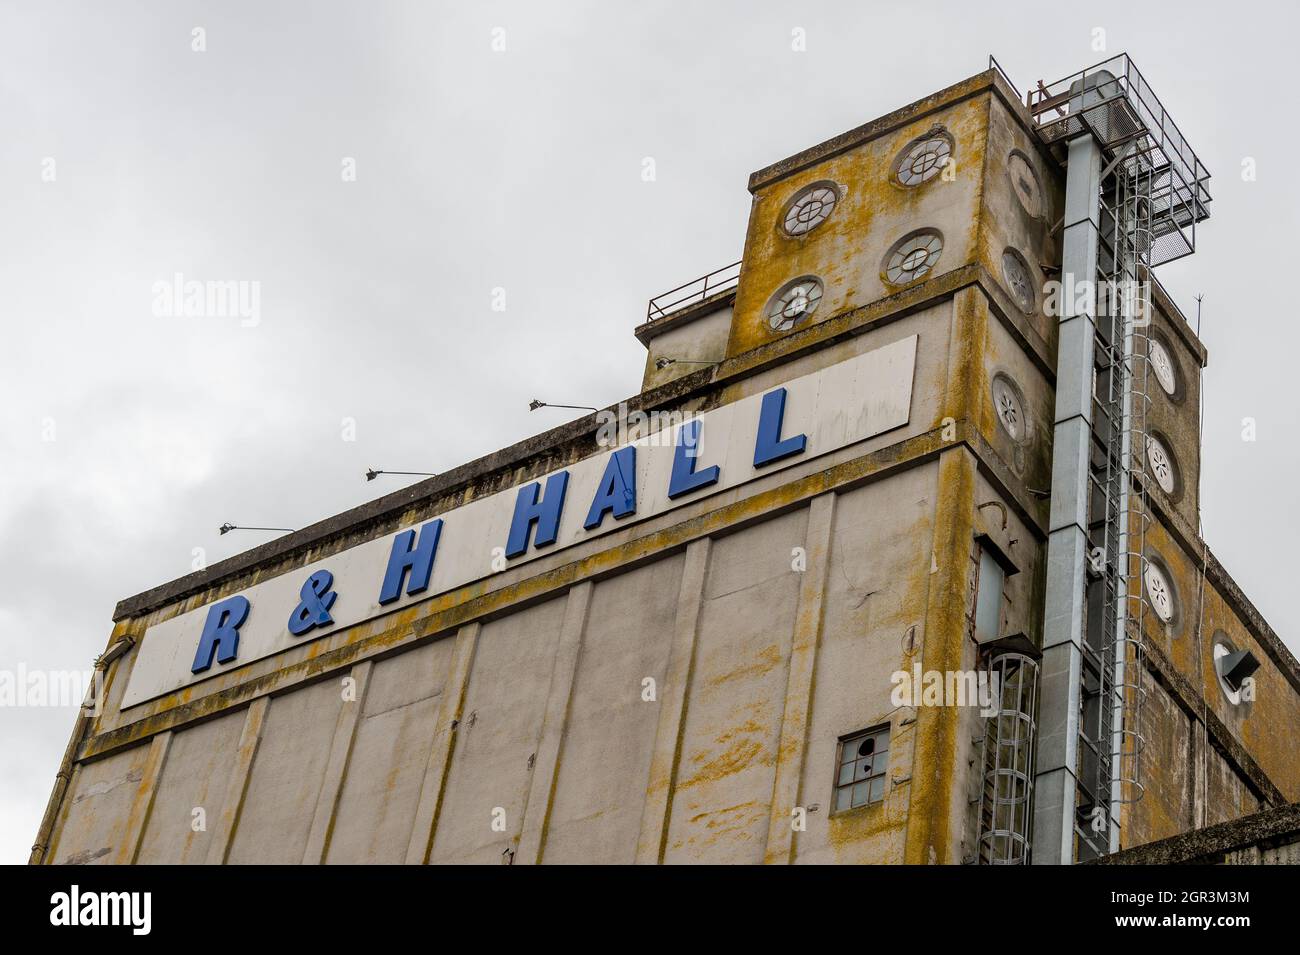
(1008, 152), (1043, 219)
(1149, 338), (1178, 396)
(991, 375), (1026, 441)
(766, 276), (824, 332)
(885, 231), (943, 284)
(782, 182), (840, 236)
(897, 136), (951, 186)
(1001, 250), (1036, 312)
(1146, 434), (1177, 495)
(1144, 560), (1175, 624)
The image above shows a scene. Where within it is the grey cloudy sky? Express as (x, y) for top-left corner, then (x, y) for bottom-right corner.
(1, 0), (1294, 863)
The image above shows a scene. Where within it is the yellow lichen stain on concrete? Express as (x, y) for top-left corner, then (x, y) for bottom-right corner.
(728, 79), (994, 362)
(684, 800), (764, 848)
(679, 716), (773, 791)
(705, 643), (783, 689)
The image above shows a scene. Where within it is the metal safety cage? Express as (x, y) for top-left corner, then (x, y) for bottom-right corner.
(977, 651), (1041, 864)
(1028, 54), (1212, 266)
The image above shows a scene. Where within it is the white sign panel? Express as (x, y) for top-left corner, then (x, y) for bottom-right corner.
(121, 335), (918, 708)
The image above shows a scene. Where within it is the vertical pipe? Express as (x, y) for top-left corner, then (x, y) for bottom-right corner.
(1032, 132), (1102, 865)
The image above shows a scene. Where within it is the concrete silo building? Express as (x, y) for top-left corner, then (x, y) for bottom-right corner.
(34, 55), (1299, 866)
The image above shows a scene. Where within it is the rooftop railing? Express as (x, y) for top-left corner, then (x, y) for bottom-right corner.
(645, 260), (741, 323)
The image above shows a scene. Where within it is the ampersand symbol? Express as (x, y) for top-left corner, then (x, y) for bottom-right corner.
(288, 569), (337, 636)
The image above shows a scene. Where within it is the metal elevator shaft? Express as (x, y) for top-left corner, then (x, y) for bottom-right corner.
(1027, 55), (1211, 864)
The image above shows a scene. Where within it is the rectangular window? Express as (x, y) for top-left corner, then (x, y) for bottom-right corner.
(973, 547), (1005, 644)
(833, 725), (890, 811)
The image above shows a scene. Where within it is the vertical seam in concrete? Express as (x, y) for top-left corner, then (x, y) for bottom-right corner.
(116, 730), (172, 864)
(302, 659), (373, 864)
(635, 536), (711, 864)
(204, 696), (269, 865)
(764, 492), (836, 864)
(404, 623), (481, 864)
(516, 581), (594, 864)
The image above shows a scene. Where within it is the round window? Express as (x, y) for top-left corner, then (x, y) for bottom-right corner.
(896, 133), (952, 187)
(991, 374), (1028, 442)
(884, 230), (943, 285)
(766, 276), (824, 332)
(1145, 433), (1178, 496)
(1008, 151), (1043, 219)
(1143, 559), (1177, 625)
(1148, 337), (1178, 397)
(1001, 249), (1036, 312)
(781, 181), (841, 236)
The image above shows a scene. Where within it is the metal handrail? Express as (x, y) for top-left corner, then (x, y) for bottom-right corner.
(646, 260), (741, 322)
(988, 54), (1022, 100)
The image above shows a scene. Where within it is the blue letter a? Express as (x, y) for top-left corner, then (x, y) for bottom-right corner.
(585, 446), (637, 530)
(191, 595), (251, 674)
(506, 472), (569, 558)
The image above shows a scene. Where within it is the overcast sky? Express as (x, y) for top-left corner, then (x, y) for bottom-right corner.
(2, 0), (1295, 864)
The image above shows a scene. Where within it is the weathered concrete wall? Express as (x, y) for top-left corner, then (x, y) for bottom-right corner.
(134, 708), (243, 864)
(730, 77), (992, 359)
(324, 638), (457, 863)
(225, 677), (343, 863)
(638, 299), (733, 391)
(46, 743), (152, 865)
(792, 467), (936, 864)
(662, 507), (807, 862)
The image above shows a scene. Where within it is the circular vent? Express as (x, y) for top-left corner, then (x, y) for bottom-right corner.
(1212, 635), (1252, 707)
(885, 230), (943, 285)
(1001, 250), (1036, 312)
(1145, 434), (1178, 495)
(1008, 152), (1043, 219)
(782, 182), (840, 236)
(1149, 337), (1178, 396)
(1143, 559), (1176, 625)
(766, 276), (824, 332)
(991, 374), (1027, 442)
(896, 134), (952, 187)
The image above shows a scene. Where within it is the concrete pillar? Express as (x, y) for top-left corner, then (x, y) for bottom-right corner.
(114, 730), (171, 864)
(404, 623), (481, 864)
(516, 581), (594, 863)
(635, 537), (711, 864)
(764, 492), (835, 864)
(904, 446), (978, 864)
(302, 659), (373, 863)
(204, 696), (269, 864)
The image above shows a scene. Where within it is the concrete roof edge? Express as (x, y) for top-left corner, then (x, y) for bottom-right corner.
(746, 67), (1029, 194)
(633, 288), (737, 348)
(1093, 801), (1300, 864)
(111, 370), (711, 622)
